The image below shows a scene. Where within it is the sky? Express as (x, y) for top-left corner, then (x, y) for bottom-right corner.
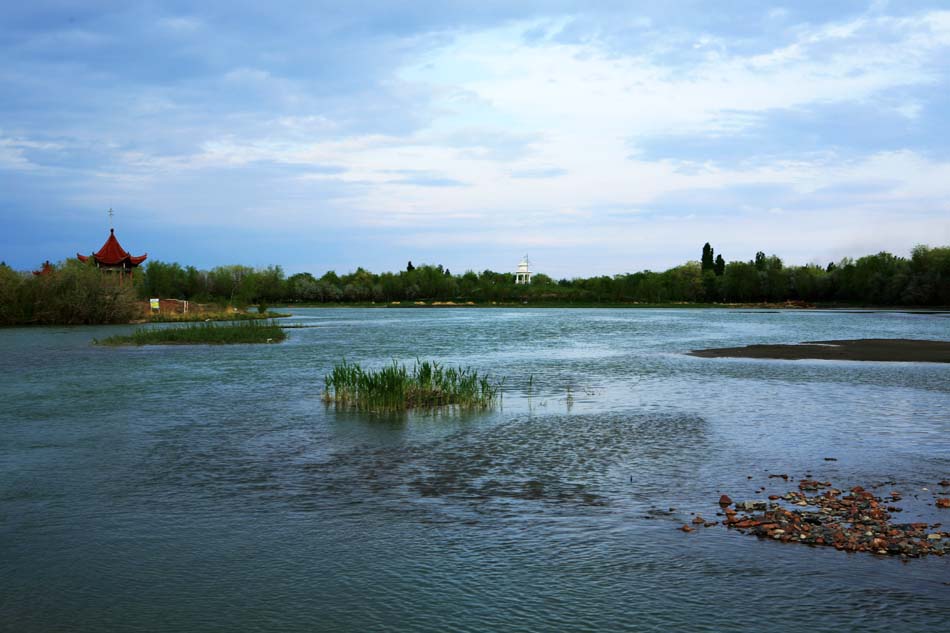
(2, 0), (949, 278)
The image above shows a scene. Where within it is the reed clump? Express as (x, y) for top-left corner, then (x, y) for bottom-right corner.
(97, 320), (287, 346)
(148, 310), (291, 323)
(323, 359), (500, 411)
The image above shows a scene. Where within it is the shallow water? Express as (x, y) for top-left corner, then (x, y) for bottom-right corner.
(1, 308), (949, 632)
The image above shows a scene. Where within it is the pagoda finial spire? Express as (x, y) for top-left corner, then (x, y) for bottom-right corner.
(108, 207), (114, 231)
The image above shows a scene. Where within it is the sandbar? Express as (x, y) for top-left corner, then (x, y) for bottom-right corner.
(689, 338), (950, 363)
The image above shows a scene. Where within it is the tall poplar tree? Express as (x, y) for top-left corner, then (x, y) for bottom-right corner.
(701, 243), (715, 273)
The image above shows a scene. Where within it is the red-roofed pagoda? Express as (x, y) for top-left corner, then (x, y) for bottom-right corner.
(32, 260), (53, 276)
(77, 227), (147, 280)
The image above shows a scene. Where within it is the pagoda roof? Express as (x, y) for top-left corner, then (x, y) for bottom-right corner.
(32, 261), (53, 276)
(77, 229), (147, 267)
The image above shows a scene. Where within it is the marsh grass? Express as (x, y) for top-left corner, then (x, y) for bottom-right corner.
(148, 310), (290, 323)
(323, 359), (500, 411)
(97, 320), (287, 346)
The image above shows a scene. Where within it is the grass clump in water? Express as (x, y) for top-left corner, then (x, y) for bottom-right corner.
(97, 320), (287, 346)
(148, 310), (291, 323)
(323, 359), (500, 411)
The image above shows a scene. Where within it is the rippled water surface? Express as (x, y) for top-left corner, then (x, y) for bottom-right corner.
(2, 308), (949, 632)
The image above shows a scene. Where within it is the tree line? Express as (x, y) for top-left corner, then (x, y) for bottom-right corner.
(124, 243), (950, 306)
(0, 259), (139, 325)
(0, 244), (947, 325)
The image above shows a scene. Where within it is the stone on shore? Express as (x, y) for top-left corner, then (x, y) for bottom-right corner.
(721, 480), (949, 559)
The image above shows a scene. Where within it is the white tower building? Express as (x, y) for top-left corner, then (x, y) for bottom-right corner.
(515, 255), (532, 285)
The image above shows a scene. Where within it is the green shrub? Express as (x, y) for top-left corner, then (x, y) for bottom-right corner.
(3, 260), (141, 325)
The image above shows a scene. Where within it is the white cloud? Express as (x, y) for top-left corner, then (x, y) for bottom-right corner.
(895, 102), (923, 119)
(159, 17), (202, 32)
(0, 136), (65, 170)
(317, 9), (950, 229)
(0, 142), (33, 170)
(223, 67), (272, 83)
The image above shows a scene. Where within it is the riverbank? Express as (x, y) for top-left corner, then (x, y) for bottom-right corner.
(690, 338), (950, 363)
(277, 301), (949, 312)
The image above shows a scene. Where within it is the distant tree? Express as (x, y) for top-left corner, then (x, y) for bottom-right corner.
(458, 271), (479, 297)
(702, 270), (719, 301)
(791, 265), (828, 302)
(255, 265), (286, 303)
(411, 264), (455, 299)
(754, 251), (767, 272)
(318, 281), (342, 302)
(0, 263), (24, 325)
(406, 260), (415, 272)
(27, 259), (138, 324)
(184, 266), (205, 298)
(377, 272), (401, 301)
(759, 255), (787, 301)
(141, 260), (190, 299)
(714, 254), (725, 276)
(207, 265), (257, 306)
(902, 245), (950, 305)
(843, 252), (908, 305)
(721, 261), (760, 302)
(664, 262), (704, 302)
(287, 272), (319, 302)
(701, 243), (715, 273)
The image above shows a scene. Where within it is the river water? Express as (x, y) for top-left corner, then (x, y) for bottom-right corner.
(1, 308), (949, 632)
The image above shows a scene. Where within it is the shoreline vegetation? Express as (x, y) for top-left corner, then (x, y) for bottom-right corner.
(689, 338), (950, 363)
(322, 360), (501, 411)
(145, 310), (291, 323)
(275, 300), (950, 312)
(95, 320), (287, 346)
(2, 243), (947, 326)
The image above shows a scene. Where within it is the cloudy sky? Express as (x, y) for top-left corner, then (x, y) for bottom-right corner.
(3, 1), (949, 277)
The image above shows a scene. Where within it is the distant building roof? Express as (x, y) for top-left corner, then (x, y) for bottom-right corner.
(77, 228), (147, 267)
(32, 260), (53, 276)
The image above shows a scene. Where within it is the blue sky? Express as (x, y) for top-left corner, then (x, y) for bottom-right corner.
(2, 1), (949, 277)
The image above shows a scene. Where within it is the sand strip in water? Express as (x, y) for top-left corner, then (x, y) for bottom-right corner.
(689, 338), (950, 363)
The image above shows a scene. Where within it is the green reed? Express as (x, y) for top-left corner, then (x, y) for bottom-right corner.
(322, 359), (500, 411)
(148, 310), (291, 323)
(96, 320), (287, 346)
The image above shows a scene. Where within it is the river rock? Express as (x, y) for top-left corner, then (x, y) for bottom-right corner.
(720, 480), (950, 559)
